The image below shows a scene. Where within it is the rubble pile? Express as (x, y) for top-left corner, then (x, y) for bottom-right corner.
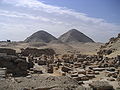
(0, 54), (31, 76)
(0, 47), (119, 90)
(0, 48), (16, 55)
(31, 53), (120, 89)
(97, 33), (120, 56)
(21, 48), (55, 56)
(89, 81), (114, 90)
(21, 51), (119, 89)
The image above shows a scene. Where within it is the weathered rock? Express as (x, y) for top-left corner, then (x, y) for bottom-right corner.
(0, 68), (6, 78)
(117, 76), (120, 81)
(78, 81), (84, 85)
(34, 87), (51, 90)
(92, 68), (105, 71)
(106, 72), (118, 78)
(90, 81), (114, 90)
(72, 76), (81, 81)
(38, 60), (46, 65)
(0, 55), (29, 76)
(107, 67), (115, 72)
(86, 74), (95, 79)
(76, 68), (86, 74)
(61, 66), (72, 72)
(94, 71), (100, 75)
(28, 61), (34, 69)
(78, 74), (89, 81)
(33, 69), (43, 74)
(74, 62), (81, 67)
(107, 78), (115, 81)
(0, 48), (16, 55)
(26, 75), (32, 79)
(22, 87), (30, 90)
(21, 48), (55, 57)
(71, 73), (78, 77)
(76, 86), (93, 90)
(47, 65), (53, 73)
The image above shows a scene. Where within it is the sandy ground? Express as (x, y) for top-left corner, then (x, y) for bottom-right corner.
(0, 42), (103, 55)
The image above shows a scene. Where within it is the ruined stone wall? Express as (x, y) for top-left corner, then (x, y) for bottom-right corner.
(21, 48), (55, 57)
(0, 55), (31, 77)
(0, 48), (16, 55)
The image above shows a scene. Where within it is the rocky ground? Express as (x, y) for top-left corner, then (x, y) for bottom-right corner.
(0, 75), (79, 90)
(0, 34), (120, 90)
(98, 33), (120, 58)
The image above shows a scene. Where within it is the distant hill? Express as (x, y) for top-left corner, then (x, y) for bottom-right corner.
(97, 33), (120, 57)
(24, 30), (57, 43)
(58, 29), (94, 43)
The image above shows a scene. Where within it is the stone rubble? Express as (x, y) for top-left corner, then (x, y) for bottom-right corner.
(0, 47), (120, 90)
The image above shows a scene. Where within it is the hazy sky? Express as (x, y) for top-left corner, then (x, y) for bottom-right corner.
(0, 0), (120, 42)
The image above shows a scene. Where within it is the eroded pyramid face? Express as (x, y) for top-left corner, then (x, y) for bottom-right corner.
(58, 29), (94, 43)
(24, 30), (57, 43)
